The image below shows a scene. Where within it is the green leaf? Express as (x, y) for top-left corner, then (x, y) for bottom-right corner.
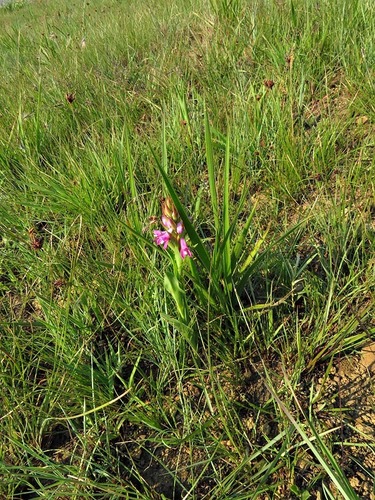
(164, 271), (187, 322)
(239, 223), (270, 275)
(232, 202), (257, 264)
(222, 129), (231, 283)
(160, 312), (197, 350)
(205, 107), (219, 232)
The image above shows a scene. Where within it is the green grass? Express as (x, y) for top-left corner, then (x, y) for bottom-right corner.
(0, 0), (374, 498)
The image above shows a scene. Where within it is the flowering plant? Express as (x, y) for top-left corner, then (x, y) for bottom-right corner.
(151, 116), (271, 327)
(153, 197), (192, 260)
(152, 197), (193, 331)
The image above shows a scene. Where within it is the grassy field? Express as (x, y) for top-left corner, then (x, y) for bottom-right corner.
(0, 0), (374, 498)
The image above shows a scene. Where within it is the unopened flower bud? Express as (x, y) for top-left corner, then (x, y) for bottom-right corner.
(162, 197), (179, 221)
(162, 215), (175, 232)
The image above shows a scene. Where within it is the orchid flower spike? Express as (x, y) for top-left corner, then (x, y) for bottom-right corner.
(153, 199), (192, 258)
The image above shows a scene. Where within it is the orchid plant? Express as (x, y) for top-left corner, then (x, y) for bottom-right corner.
(152, 197), (193, 334)
(151, 114), (273, 325)
(147, 113), (281, 353)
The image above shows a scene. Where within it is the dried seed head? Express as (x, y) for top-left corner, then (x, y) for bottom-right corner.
(264, 79), (275, 89)
(65, 92), (76, 104)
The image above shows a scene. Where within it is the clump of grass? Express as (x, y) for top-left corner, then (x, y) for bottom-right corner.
(0, 0), (374, 498)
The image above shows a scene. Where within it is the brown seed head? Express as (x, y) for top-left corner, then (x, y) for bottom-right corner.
(65, 92), (76, 104)
(264, 79), (275, 89)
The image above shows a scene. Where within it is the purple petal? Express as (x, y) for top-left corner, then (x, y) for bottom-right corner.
(161, 215), (174, 232)
(179, 238), (192, 259)
(154, 230), (171, 249)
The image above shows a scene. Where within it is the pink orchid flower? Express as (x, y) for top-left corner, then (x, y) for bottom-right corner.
(179, 238), (192, 259)
(153, 230), (171, 249)
(176, 221), (184, 234)
(161, 215), (175, 232)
